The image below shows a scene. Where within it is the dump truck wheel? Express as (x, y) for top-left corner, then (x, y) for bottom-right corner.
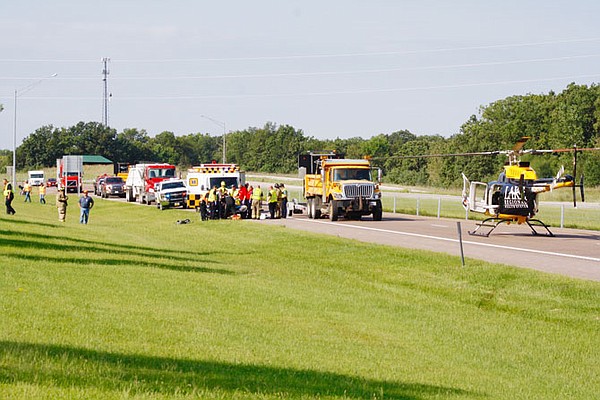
(307, 198), (313, 218)
(313, 197), (322, 219)
(329, 200), (338, 221)
(373, 201), (383, 221)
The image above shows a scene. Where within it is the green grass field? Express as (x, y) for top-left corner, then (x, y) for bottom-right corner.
(1, 196), (599, 399)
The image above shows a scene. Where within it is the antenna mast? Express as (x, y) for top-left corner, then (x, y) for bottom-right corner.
(102, 57), (110, 127)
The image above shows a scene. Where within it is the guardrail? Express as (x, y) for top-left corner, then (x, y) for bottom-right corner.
(263, 182), (600, 231)
(382, 193), (600, 231)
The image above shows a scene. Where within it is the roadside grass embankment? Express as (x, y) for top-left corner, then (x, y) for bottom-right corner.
(1, 197), (599, 399)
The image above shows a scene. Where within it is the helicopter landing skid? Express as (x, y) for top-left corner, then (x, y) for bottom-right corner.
(468, 217), (555, 237)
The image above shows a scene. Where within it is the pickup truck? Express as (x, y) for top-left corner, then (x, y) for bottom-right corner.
(155, 179), (188, 210)
(101, 176), (126, 198)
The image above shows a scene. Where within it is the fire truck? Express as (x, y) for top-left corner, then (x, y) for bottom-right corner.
(299, 151), (383, 221)
(57, 156), (83, 193)
(186, 163), (245, 208)
(125, 163), (177, 205)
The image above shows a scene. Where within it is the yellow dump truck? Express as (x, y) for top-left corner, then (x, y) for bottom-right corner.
(299, 151), (383, 221)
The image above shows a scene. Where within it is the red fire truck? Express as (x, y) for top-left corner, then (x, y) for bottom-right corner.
(124, 163), (177, 204)
(57, 156), (83, 193)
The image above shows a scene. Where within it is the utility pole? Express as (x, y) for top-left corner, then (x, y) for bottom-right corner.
(102, 57), (110, 127)
(200, 115), (227, 163)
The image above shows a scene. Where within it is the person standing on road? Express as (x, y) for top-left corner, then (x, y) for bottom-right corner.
(3, 178), (16, 215)
(280, 183), (288, 218)
(251, 185), (264, 219)
(207, 186), (218, 220)
(56, 187), (68, 222)
(238, 183), (248, 219)
(267, 185), (278, 219)
(78, 190), (94, 224)
(274, 184), (282, 219)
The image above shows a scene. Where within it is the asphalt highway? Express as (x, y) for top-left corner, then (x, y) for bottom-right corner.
(87, 184), (600, 282)
(266, 212), (600, 282)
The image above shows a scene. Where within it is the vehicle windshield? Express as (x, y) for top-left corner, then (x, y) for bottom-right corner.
(161, 181), (185, 190)
(333, 168), (371, 181)
(30, 173), (44, 179)
(149, 168), (176, 178)
(209, 177), (239, 189)
(105, 177), (124, 184)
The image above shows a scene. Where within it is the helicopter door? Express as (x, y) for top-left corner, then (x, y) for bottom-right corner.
(462, 173), (488, 213)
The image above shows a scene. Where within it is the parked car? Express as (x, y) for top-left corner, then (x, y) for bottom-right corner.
(100, 176), (126, 198)
(155, 179), (188, 210)
(46, 178), (57, 187)
(94, 175), (106, 196)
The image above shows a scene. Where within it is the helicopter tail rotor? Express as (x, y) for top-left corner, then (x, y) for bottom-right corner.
(576, 174), (585, 205)
(572, 145), (578, 207)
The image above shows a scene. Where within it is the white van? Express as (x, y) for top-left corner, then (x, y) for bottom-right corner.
(28, 170), (45, 186)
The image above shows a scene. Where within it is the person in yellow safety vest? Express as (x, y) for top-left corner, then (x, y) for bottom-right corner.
(3, 178), (16, 215)
(267, 185), (279, 219)
(39, 183), (47, 204)
(230, 185), (240, 205)
(23, 180), (32, 202)
(251, 185), (264, 219)
(218, 181), (227, 219)
(207, 186), (218, 220)
(280, 183), (288, 219)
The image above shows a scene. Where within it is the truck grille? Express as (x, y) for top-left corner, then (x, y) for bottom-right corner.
(343, 184), (374, 199)
(169, 192), (186, 201)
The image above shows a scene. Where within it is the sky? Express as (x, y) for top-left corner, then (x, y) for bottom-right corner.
(1, 0), (600, 151)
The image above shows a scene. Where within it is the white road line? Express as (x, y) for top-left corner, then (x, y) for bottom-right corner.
(296, 219), (600, 264)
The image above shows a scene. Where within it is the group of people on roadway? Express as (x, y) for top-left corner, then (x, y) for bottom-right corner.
(198, 181), (288, 221)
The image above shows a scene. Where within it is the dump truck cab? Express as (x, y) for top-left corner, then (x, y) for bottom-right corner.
(300, 152), (382, 221)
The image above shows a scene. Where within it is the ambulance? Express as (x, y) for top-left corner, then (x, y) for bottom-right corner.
(186, 163), (245, 209)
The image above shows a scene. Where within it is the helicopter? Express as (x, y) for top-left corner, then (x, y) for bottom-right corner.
(382, 137), (599, 237)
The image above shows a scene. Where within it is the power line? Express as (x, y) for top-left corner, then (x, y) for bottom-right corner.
(0, 37), (599, 64)
(7, 73), (600, 102)
(1, 53), (599, 82)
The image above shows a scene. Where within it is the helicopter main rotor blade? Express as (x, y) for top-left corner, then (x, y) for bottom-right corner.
(376, 144), (599, 161)
(512, 136), (531, 152)
(375, 150), (504, 160)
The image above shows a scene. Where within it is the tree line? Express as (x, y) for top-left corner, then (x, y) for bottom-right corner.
(5, 83), (600, 187)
